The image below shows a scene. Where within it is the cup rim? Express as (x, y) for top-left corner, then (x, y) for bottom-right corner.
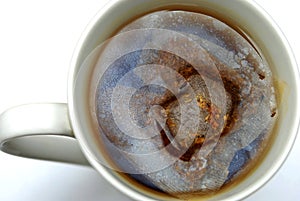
(67, 0), (300, 200)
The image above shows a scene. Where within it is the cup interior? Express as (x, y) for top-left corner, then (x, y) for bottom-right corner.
(69, 0), (300, 200)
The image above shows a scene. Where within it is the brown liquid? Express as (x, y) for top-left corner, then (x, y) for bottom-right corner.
(90, 8), (278, 200)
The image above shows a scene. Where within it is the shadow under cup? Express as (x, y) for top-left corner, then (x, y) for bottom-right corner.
(70, 0), (300, 200)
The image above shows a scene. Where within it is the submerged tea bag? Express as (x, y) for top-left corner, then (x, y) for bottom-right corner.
(95, 11), (277, 197)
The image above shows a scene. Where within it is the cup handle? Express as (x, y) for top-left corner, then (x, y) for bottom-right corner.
(0, 103), (89, 165)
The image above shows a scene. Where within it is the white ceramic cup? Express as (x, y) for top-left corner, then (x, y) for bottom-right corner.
(0, 0), (299, 200)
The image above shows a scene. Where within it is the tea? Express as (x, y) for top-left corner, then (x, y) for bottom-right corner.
(90, 10), (277, 200)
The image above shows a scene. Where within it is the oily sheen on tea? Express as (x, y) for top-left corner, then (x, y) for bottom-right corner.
(89, 10), (277, 198)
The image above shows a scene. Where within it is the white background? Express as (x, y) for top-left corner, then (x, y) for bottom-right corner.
(0, 0), (299, 200)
